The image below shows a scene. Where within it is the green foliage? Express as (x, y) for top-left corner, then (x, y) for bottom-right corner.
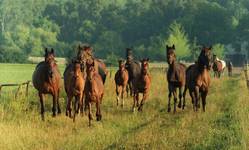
(166, 22), (190, 59)
(212, 43), (225, 59)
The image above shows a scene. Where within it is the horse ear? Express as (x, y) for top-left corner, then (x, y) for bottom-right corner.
(146, 58), (150, 61)
(51, 48), (54, 54)
(209, 46), (212, 50)
(45, 48), (48, 54)
(166, 45), (169, 49)
(172, 44), (175, 49)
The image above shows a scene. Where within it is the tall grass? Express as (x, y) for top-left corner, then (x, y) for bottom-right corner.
(0, 64), (248, 149)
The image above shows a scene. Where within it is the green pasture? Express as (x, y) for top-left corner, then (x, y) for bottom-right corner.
(0, 63), (248, 150)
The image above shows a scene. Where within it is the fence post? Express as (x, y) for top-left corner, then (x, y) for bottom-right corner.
(15, 84), (21, 99)
(26, 81), (30, 98)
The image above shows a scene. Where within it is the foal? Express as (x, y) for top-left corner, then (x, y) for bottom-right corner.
(85, 60), (104, 126)
(132, 58), (151, 112)
(32, 48), (61, 120)
(115, 60), (129, 107)
(64, 60), (85, 122)
(166, 45), (186, 113)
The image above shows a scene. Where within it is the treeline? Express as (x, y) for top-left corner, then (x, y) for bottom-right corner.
(0, 0), (249, 63)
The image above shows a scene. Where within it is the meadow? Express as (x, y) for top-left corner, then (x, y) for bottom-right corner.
(0, 63), (249, 150)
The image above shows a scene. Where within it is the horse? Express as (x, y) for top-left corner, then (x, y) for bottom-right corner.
(115, 60), (129, 107)
(183, 46), (212, 112)
(64, 60), (85, 122)
(77, 45), (108, 84)
(32, 48), (61, 121)
(125, 48), (141, 97)
(212, 55), (226, 78)
(227, 61), (233, 77)
(166, 44), (186, 113)
(132, 58), (151, 112)
(85, 59), (104, 126)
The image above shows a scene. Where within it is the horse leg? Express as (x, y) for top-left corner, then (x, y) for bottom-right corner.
(136, 93), (139, 107)
(129, 82), (133, 97)
(73, 96), (79, 122)
(88, 101), (93, 126)
(138, 92), (148, 112)
(80, 92), (84, 116)
(132, 92), (137, 112)
(173, 90), (177, 114)
(201, 91), (208, 112)
(121, 85), (125, 108)
(66, 95), (73, 118)
(39, 92), (45, 121)
(178, 87), (183, 108)
(52, 93), (57, 117)
(168, 92), (172, 112)
(194, 86), (199, 112)
(96, 100), (102, 121)
(57, 89), (61, 114)
(182, 86), (187, 110)
(116, 85), (120, 106)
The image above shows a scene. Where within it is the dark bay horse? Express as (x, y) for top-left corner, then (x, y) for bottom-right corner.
(115, 60), (129, 107)
(166, 45), (186, 113)
(85, 59), (104, 126)
(125, 48), (141, 97)
(77, 45), (108, 84)
(132, 58), (151, 112)
(183, 46), (212, 112)
(32, 48), (61, 120)
(212, 55), (226, 78)
(64, 60), (85, 122)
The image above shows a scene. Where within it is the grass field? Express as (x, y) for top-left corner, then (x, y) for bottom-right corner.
(0, 63), (249, 150)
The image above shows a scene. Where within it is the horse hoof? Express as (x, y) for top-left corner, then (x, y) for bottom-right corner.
(52, 114), (56, 117)
(167, 108), (171, 112)
(178, 104), (182, 108)
(132, 108), (136, 112)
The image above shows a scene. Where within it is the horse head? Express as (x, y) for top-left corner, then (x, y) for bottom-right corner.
(118, 59), (126, 71)
(198, 46), (212, 70)
(86, 59), (95, 81)
(44, 48), (56, 78)
(140, 58), (149, 75)
(166, 44), (176, 65)
(72, 59), (82, 79)
(77, 44), (93, 62)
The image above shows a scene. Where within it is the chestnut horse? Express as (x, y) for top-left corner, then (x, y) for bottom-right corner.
(64, 60), (85, 122)
(77, 45), (108, 84)
(132, 58), (151, 112)
(166, 45), (186, 113)
(183, 46), (212, 112)
(32, 48), (61, 120)
(85, 59), (104, 126)
(212, 55), (226, 78)
(115, 60), (129, 107)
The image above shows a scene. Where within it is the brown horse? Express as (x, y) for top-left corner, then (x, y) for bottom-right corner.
(166, 45), (186, 113)
(85, 59), (104, 126)
(77, 45), (108, 84)
(212, 55), (226, 78)
(64, 60), (85, 122)
(132, 58), (151, 112)
(183, 46), (212, 112)
(115, 60), (129, 107)
(32, 48), (61, 121)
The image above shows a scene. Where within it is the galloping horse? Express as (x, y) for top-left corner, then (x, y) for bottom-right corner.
(32, 48), (61, 120)
(125, 48), (141, 97)
(85, 59), (104, 126)
(166, 45), (186, 113)
(212, 54), (226, 78)
(132, 58), (151, 112)
(115, 60), (129, 107)
(64, 60), (85, 122)
(77, 45), (108, 84)
(183, 46), (212, 112)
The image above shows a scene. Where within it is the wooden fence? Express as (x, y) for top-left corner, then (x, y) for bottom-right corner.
(0, 81), (31, 99)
